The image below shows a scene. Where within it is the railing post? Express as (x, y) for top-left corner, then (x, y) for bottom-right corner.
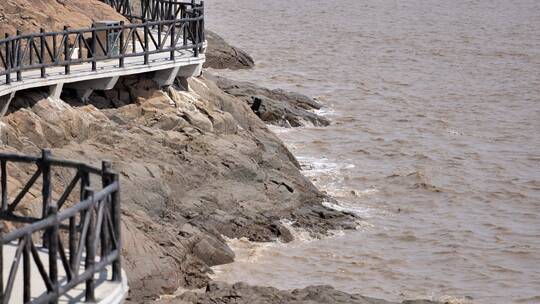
(16, 29), (22, 81)
(5, 33), (11, 84)
(170, 19), (176, 60)
(183, 12), (188, 47)
(64, 26), (70, 75)
(111, 172), (122, 282)
(200, 1), (205, 46)
(0, 230), (4, 303)
(85, 188), (96, 303)
(42, 149), (52, 219)
(167, 0), (173, 20)
(52, 33), (57, 64)
(1, 160), (7, 212)
(91, 24), (97, 71)
(48, 204), (59, 304)
(132, 24), (136, 54)
(40, 28), (46, 78)
(100, 161), (112, 259)
(42, 149), (52, 247)
(144, 21), (149, 64)
(193, 13), (199, 57)
(69, 213), (76, 277)
(78, 33), (83, 60)
(0, 224), (4, 303)
(23, 234), (31, 303)
(119, 22), (125, 68)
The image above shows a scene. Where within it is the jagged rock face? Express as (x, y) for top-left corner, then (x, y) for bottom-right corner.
(207, 73), (331, 128)
(204, 30), (255, 70)
(0, 0), (127, 35)
(0, 75), (355, 301)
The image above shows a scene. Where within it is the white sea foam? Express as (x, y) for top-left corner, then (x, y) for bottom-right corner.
(296, 156), (354, 176)
(313, 107), (336, 117)
(267, 124), (293, 135)
(322, 201), (374, 218)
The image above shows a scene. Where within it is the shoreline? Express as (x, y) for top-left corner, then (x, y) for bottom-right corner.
(164, 31), (444, 304)
(0, 2), (442, 301)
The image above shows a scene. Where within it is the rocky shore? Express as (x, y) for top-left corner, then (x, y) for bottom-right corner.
(0, 2), (442, 303)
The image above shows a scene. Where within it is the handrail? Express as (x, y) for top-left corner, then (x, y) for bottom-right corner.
(0, 149), (122, 303)
(0, 0), (205, 85)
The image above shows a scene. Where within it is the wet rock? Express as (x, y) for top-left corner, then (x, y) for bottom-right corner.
(170, 282), (443, 304)
(206, 73), (330, 128)
(191, 235), (235, 267)
(204, 30), (255, 70)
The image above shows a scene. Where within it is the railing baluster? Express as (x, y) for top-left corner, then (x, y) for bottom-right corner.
(5, 33), (11, 84)
(42, 149), (52, 247)
(29, 36), (34, 66)
(144, 21), (149, 64)
(111, 173), (122, 282)
(0, 231), (3, 303)
(132, 27), (136, 54)
(200, 1), (205, 50)
(85, 188), (96, 302)
(193, 12), (199, 57)
(64, 26), (70, 75)
(40, 28), (46, 78)
(69, 214), (77, 275)
(39, 149), (52, 226)
(52, 33), (57, 64)
(48, 204), (59, 304)
(111, 172), (122, 282)
(100, 161), (112, 260)
(1, 160), (7, 212)
(92, 24), (97, 71)
(170, 19), (176, 60)
(23, 234), (31, 303)
(16, 30), (22, 81)
(78, 33), (83, 60)
(4, 237), (25, 303)
(183, 10), (188, 47)
(119, 22), (125, 68)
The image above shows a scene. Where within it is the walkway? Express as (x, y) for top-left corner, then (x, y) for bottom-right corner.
(0, 0), (206, 110)
(2, 244), (128, 304)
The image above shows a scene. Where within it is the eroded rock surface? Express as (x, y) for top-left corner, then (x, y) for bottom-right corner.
(0, 73), (355, 302)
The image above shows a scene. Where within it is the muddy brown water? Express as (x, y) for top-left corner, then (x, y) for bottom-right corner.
(205, 0), (540, 303)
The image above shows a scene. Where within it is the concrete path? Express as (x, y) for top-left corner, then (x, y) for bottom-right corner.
(2, 242), (128, 304)
(0, 28), (206, 99)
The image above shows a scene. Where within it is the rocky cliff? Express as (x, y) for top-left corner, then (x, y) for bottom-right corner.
(0, 73), (356, 301)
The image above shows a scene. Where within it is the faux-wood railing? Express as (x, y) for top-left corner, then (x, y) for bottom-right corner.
(0, 150), (121, 304)
(0, 0), (205, 85)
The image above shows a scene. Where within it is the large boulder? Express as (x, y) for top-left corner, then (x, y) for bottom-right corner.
(204, 30), (255, 70)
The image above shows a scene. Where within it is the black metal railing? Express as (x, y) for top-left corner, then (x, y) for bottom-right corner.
(0, 0), (205, 85)
(105, 0), (203, 23)
(0, 149), (122, 304)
